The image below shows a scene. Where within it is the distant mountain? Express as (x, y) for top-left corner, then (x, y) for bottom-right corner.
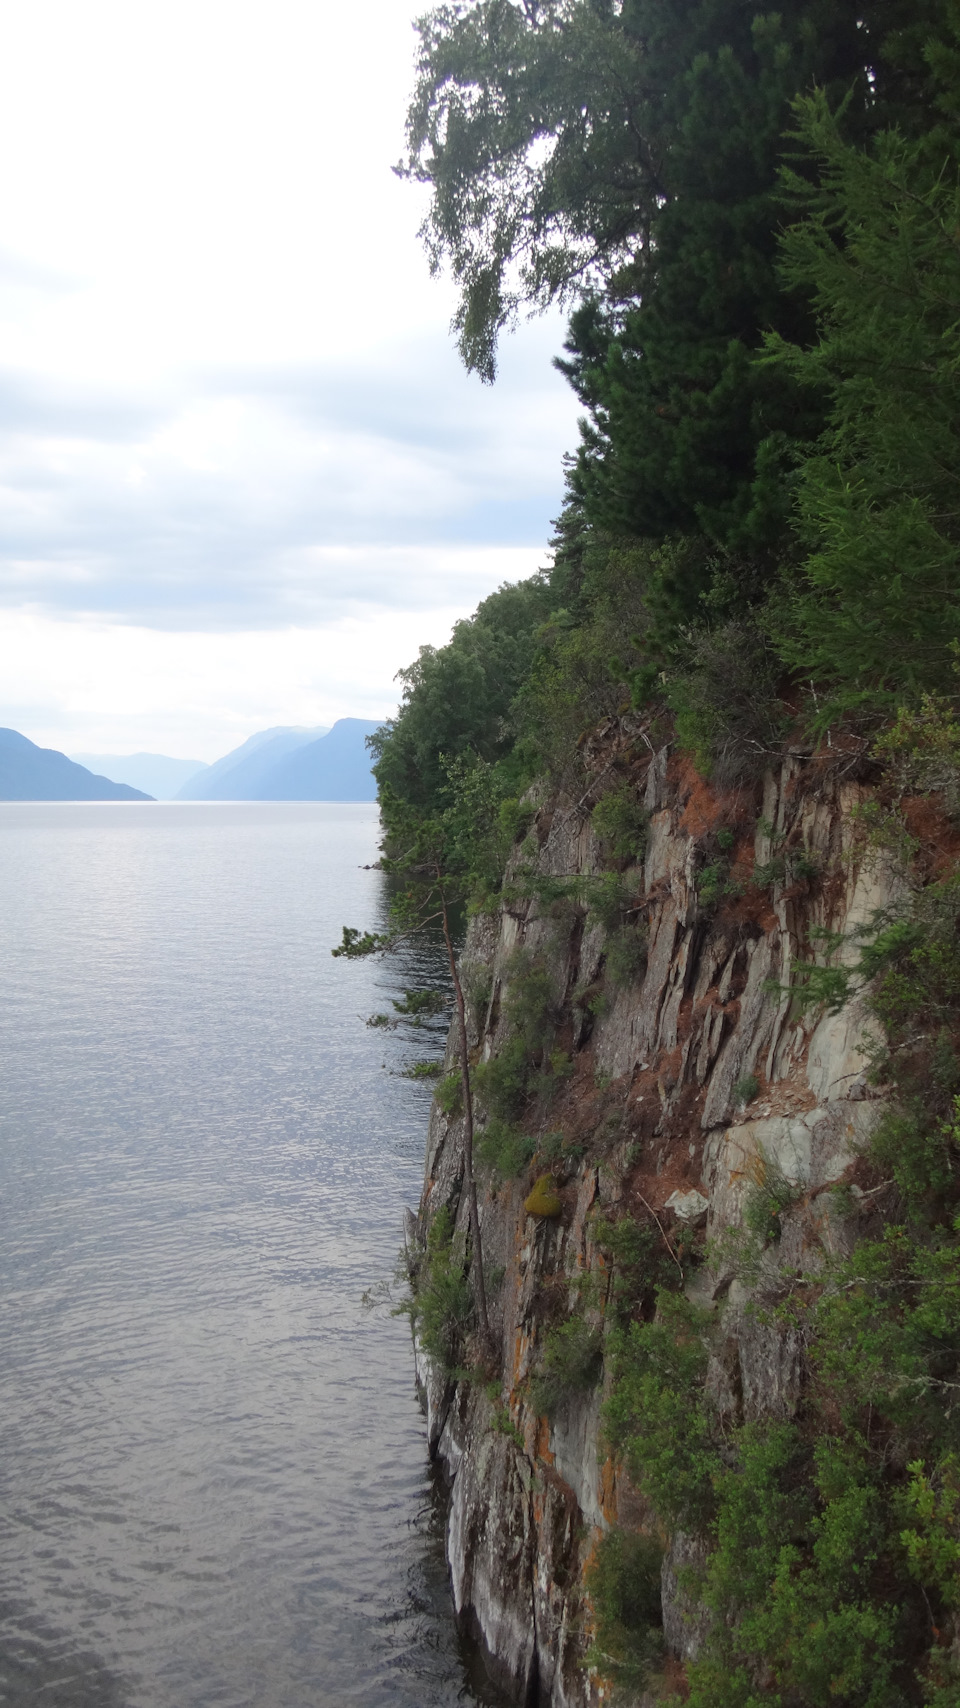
(0, 729), (153, 800)
(255, 719), (380, 800)
(176, 725), (329, 801)
(174, 719), (379, 800)
(71, 752), (208, 800)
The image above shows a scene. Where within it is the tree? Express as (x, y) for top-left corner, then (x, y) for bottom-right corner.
(369, 574), (554, 828)
(401, 0), (951, 576)
(763, 70), (960, 720)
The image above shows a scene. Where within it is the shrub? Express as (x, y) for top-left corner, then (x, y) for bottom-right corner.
(476, 1116), (536, 1181)
(435, 1071), (463, 1115)
(392, 987), (448, 1019)
(402, 1059), (443, 1080)
(667, 619), (787, 784)
(733, 1072), (759, 1106)
(411, 1206), (473, 1371)
(584, 871), (633, 933)
(869, 1100), (957, 1219)
(874, 693), (960, 816)
(474, 950), (558, 1120)
(529, 1316), (603, 1419)
(593, 1213), (679, 1321)
(605, 923), (649, 989)
(697, 857), (741, 911)
(592, 784), (649, 864)
(473, 1035), (531, 1120)
(605, 1293), (716, 1530)
(585, 1528), (664, 1694)
(742, 1145), (802, 1245)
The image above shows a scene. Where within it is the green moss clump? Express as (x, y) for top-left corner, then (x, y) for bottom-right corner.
(524, 1173), (562, 1218)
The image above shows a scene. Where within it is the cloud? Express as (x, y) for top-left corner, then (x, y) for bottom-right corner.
(0, 0), (582, 749)
(0, 584), (546, 760)
(0, 325), (576, 629)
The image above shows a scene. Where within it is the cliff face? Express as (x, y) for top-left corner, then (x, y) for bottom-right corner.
(411, 732), (904, 1706)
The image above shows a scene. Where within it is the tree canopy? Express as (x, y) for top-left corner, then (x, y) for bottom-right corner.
(400, 0), (943, 380)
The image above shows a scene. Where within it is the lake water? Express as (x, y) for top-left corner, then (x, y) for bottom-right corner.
(0, 803), (494, 1708)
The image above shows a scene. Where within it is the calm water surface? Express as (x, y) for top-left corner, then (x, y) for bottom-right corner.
(0, 803), (493, 1708)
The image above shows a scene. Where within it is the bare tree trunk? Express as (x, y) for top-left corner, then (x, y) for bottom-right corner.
(438, 887), (491, 1347)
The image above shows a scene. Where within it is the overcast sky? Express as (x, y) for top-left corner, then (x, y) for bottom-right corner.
(0, 0), (579, 761)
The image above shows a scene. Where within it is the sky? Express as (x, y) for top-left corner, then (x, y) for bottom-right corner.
(0, 0), (580, 761)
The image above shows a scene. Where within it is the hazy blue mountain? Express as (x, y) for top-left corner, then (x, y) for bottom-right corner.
(176, 726), (330, 800)
(71, 752), (208, 800)
(255, 719), (379, 800)
(0, 729), (153, 800)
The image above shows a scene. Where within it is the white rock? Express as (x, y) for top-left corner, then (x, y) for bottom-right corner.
(665, 1187), (710, 1223)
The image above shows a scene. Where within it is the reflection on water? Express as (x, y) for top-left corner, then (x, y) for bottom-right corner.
(0, 803), (505, 1708)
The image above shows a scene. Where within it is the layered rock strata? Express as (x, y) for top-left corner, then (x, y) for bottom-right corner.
(411, 736), (902, 1706)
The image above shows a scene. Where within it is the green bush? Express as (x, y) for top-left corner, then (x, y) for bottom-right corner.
(869, 1101), (957, 1215)
(476, 1116), (537, 1181)
(529, 1316), (603, 1419)
(402, 1059), (443, 1080)
(592, 784), (649, 864)
(668, 619), (787, 784)
(473, 1035), (530, 1121)
(584, 871), (633, 933)
(474, 951), (558, 1121)
(599, 1198), (960, 1707)
(697, 859), (740, 911)
(605, 1293), (717, 1532)
(593, 1213), (679, 1322)
(732, 1072), (759, 1106)
(585, 1527), (664, 1694)
(435, 1071), (463, 1116)
(874, 693), (960, 816)
(392, 987), (448, 1019)
(742, 1145), (802, 1245)
(605, 923), (649, 989)
(410, 1206), (473, 1371)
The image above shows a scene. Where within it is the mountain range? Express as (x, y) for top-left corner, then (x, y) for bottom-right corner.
(2, 719), (381, 801)
(0, 729), (152, 800)
(71, 751), (208, 799)
(175, 725), (329, 799)
(177, 720), (379, 800)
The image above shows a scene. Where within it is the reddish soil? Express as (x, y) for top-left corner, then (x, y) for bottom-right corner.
(901, 793), (960, 879)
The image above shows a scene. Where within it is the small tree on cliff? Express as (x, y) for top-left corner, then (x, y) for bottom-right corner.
(333, 760), (513, 1351)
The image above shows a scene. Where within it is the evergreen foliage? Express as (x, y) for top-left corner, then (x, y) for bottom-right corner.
(345, 9), (960, 1698)
(765, 82), (960, 722)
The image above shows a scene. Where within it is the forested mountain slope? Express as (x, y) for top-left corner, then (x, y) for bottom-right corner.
(349, 5), (960, 1702)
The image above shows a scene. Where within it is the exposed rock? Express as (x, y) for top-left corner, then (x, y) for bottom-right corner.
(664, 1188), (709, 1224)
(412, 747), (903, 1705)
(661, 1531), (712, 1663)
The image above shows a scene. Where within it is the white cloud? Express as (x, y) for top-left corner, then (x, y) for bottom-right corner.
(0, 546), (548, 758)
(0, 0), (579, 751)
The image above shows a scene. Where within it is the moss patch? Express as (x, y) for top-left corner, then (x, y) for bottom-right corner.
(525, 1173), (562, 1218)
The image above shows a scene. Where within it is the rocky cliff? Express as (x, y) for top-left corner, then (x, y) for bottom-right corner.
(407, 726), (934, 1706)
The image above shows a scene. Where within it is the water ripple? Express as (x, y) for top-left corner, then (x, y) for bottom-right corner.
(0, 804), (503, 1708)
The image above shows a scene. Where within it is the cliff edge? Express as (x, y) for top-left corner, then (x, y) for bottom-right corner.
(408, 722), (959, 1706)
